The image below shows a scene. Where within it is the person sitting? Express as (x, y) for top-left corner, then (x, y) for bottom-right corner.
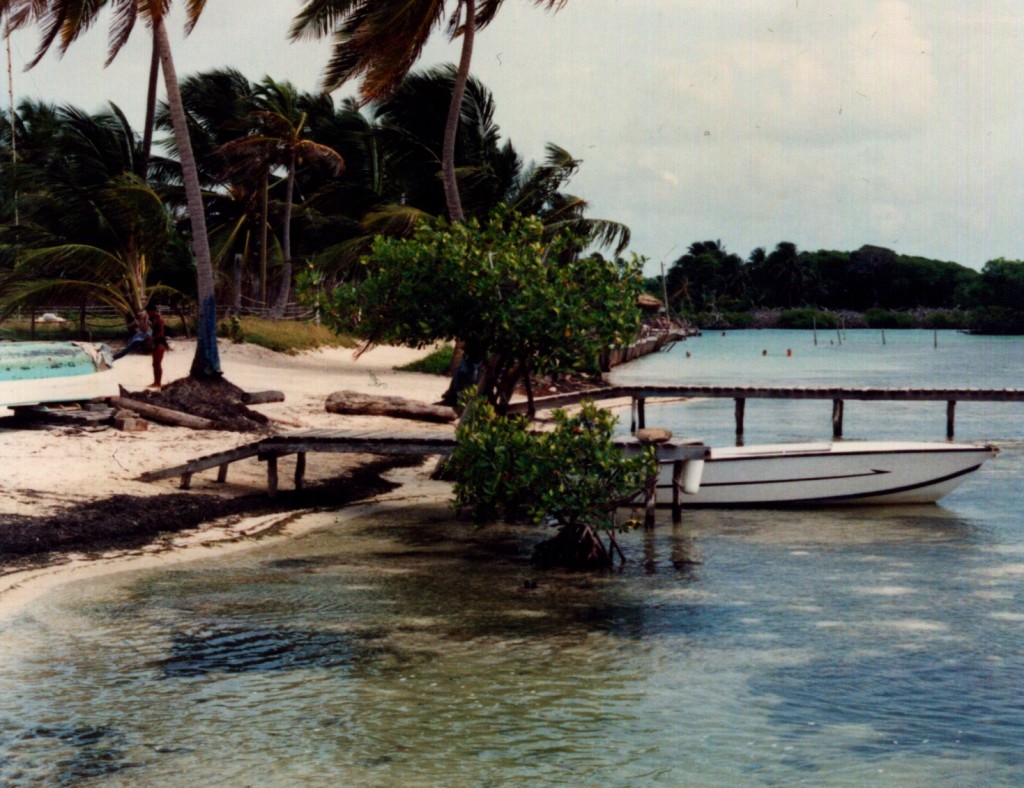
(112, 311), (152, 360)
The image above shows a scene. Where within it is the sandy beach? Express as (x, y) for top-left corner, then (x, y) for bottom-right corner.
(0, 339), (455, 611)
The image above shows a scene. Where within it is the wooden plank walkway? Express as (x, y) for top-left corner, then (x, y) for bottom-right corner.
(506, 384), (1024, 439)
(138, 428), (708, 518)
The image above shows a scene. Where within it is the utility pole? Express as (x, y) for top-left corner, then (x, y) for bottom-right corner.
(661, 262), (671, 320)
(6, 17), (17, 225)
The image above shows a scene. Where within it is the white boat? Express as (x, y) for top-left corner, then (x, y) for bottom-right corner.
(658, 440), (996, 506)
(0, 341), (119, 410)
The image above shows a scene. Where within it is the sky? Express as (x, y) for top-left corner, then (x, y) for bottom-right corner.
(4, 1), (1022, 275)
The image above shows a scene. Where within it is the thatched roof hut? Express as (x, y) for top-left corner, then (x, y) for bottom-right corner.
(637, 293), (663, 312)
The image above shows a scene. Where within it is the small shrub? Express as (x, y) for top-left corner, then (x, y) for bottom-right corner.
(449, 396), (656, 568)
(720, 310), (755, 328)
(777, 308), (838, 329)
(922, 310), (968, 329)
(695, 310), (754, 329)
(396, 344), (455, 375)
(968, 307), (1024, 335)
(864, 309), (916, 328)
(215, 317), (356, 353)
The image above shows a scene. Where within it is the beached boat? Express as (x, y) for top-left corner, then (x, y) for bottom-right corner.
(0, 341), (118, 410)
(658, 440), (996, 506)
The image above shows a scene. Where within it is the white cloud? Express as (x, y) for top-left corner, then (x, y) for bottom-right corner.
(3, 0), (1020, 271)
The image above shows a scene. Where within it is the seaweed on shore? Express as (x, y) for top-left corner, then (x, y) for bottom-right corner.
(0, 456), (424, 570)
(124, 376), (272, 433)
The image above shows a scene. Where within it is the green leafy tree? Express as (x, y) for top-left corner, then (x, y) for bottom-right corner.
(965, 258), (1024, 333)
(970, 258), (1024, 310)
(666, 240), (744, 314)
(302, 206), (644, 413)
(449, 397), (656, 568)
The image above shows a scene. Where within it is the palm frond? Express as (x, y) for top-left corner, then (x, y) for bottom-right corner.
(184, 0), (207, 34)
(106, 0), (137, 65)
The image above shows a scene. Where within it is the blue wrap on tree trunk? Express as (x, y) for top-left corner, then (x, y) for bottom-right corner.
(190, 294), (222, 379)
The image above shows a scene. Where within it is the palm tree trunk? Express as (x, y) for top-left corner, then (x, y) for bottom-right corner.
(152, 15), (221, 378)
(438, 0), (477, 394)
(270, 153), (296, 319)
(259, 168), (269, 308)
(441, 0), (476, 223)
(139, 33), (159, 177)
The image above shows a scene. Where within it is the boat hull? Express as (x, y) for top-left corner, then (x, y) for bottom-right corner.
(0, 342), (118, 409)
(657, 441), (996, 506)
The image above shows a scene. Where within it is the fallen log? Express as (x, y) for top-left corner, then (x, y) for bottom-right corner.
(242, 390), (285, 405)
(325, 390), (457, 423)
(109, 396), (215, 430)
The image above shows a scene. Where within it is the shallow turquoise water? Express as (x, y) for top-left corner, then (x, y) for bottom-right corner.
(0, 330), (1021, 786)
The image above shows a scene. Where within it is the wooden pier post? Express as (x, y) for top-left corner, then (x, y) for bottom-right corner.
(636, 428), (672, 528)
(671, 460), (684, 524)
(644, 474), (657, 528)
(832, 399), (844, 438)
(946, 401), (956, 439)
(636, 397), (647, 431)
(216, 463), (229, 483)
(734, 398), (746, 443)
(294, 452), (307, 490)
(267, 455), (279, 497)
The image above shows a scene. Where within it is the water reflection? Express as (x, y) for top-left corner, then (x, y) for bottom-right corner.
(155, 625), (357, 678)
(1, 465), (1022, 784)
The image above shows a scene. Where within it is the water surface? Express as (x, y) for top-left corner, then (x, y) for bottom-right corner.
(1, 330), (1021, 786)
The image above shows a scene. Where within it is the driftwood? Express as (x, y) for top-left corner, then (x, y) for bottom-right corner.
(325, 390), (457, 423)
(242, 390), (285, 405)
(109, 396), (215, 430)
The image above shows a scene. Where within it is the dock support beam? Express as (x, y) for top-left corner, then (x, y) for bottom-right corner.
(735, 398), (746, 445)
(637, 398), (646, 431)
(267, 455), (279, 497)
(644, 473), (657, 528)
(832, 399), (844, 438)
(947, 401), (956, 440)
(671, 461), (684, 524)
(294, 452), (307, 490)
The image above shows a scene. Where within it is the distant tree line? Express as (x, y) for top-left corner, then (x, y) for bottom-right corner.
(655, 241), (1024, 333)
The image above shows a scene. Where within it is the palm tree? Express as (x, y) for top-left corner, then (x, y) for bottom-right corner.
(291, 0), (567, 224)
(0, 99), (63, 223)
(507, 143), (630, 256)
(301, 67), (627, 284)
(0, 0), (222, 378)
(0, 104), (188, 320)
(219, 79), (344, 318)
(155, 68), (270, 311)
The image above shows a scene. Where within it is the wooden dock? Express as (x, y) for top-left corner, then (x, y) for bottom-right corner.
(138, 428), (708, 522)
(506, 385), (1024, 440)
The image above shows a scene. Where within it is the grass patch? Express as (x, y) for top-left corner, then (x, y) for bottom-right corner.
(0, 314), (357, 353)
(396, 344), (454, 375)
(218, 316), (357, 353)
(0, 316), (187, 342)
